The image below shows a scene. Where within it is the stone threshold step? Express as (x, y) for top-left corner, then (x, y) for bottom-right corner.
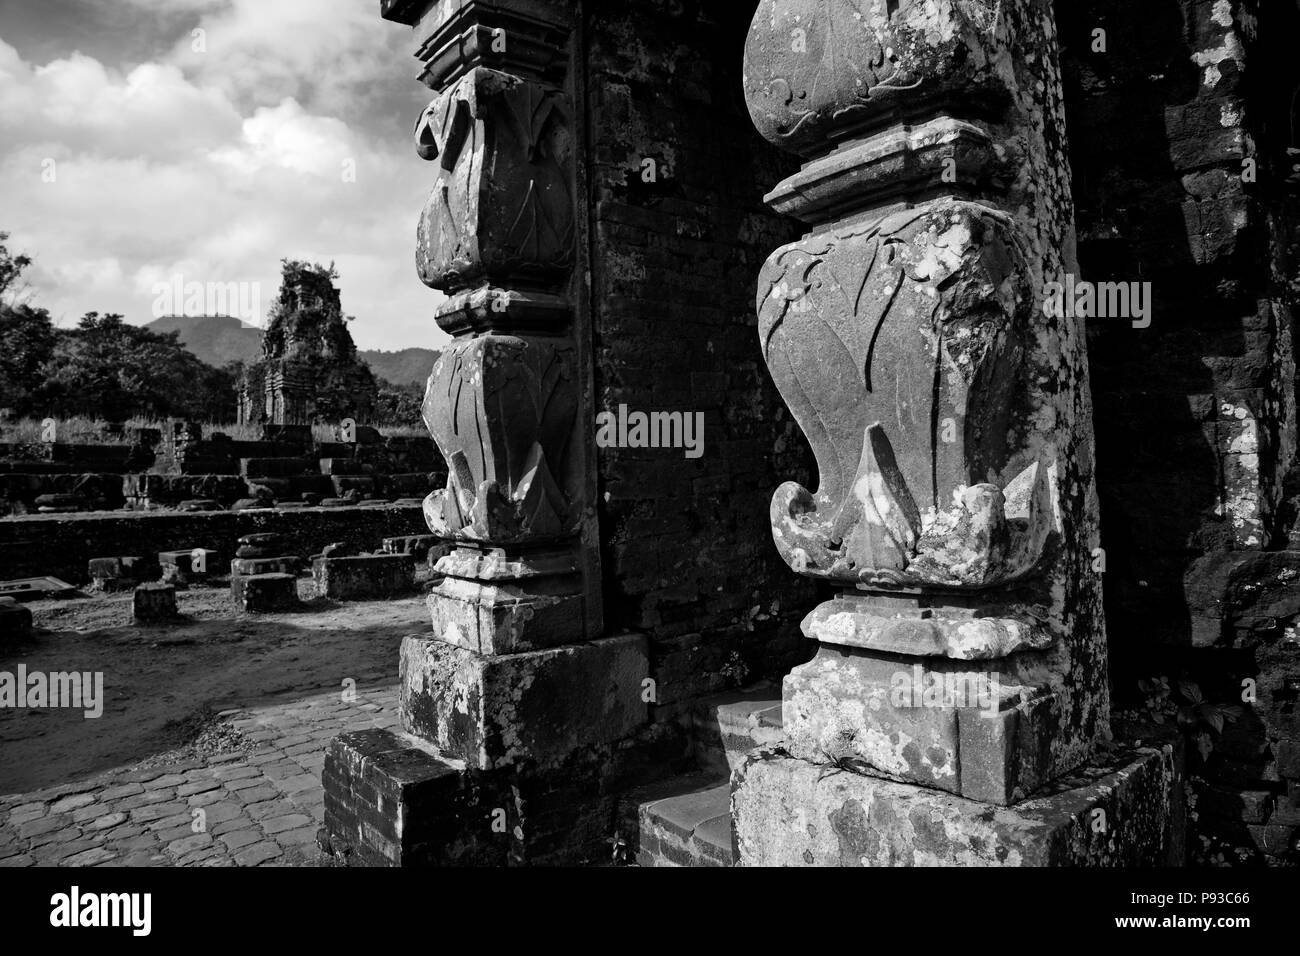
(692, 682), (782, 779)
(634, 772), (734, 867)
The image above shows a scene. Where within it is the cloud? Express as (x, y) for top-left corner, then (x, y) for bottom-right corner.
(0, 5), (446, 354)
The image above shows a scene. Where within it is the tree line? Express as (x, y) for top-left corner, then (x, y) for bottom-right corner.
(0, 233), (423, 426)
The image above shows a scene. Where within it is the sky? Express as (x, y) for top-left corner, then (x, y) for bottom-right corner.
(0, 0), (449, 351)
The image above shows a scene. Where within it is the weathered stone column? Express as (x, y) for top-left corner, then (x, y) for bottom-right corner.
(320, 0), (648, 865)
(732, 0), (1181, 865)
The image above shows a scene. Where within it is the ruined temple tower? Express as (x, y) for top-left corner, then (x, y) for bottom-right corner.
(236, 261), (378, 428)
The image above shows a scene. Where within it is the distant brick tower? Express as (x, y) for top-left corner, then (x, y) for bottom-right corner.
(235, 260), (377, 428)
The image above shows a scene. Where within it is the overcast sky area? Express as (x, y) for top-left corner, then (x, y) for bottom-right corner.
(0, 0), (449, 351)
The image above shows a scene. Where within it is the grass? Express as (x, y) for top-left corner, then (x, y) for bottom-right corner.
(0, 416), (429, 445)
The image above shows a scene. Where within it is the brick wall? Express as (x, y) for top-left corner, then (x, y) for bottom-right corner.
(1059, 0), (1300, 863)
(585, 0), (820, 704)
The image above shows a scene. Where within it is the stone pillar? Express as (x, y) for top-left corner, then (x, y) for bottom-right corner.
(731, 0), (1180, 865)
(320, 0), (648, 866)
(398, 0), (615, 748)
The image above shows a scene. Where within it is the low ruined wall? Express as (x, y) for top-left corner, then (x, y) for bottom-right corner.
(0, 505), (429, 584)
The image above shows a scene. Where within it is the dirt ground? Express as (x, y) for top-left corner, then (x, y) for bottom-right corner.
(0, 576), (430, 794)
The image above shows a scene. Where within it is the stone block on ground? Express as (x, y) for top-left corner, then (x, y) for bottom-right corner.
(0, 596), (35, 643)
(231, 573), (298, 612)
(133, 582), (178, 623)
(399, 632), (650, 770)
(159, 549), (219, 583)
(234, 533), (290, 560)
(88, 555), (158, 591)
(312, 553), (415, 600)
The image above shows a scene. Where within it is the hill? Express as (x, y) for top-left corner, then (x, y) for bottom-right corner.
(145, 315), (437, 386)
(359, 348), (438, 387)
(146, 314), (260, 367)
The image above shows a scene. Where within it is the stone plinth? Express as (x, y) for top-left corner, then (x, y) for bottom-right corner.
(426, 547), (585, 655)
(132, 582), (178, 623)
(0, 597), (34, 643)
(399, 633), (649, 771)
(235, 533), (290, 560)
(159, 549), (219, 587)
(312, 554), (416, 601)
(232, 573), (298, 612)
(781, 643), (1068, 805)
(732, 740), (1185, 867)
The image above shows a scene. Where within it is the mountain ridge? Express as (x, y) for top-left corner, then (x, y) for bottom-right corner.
(145, 314), (437, 386)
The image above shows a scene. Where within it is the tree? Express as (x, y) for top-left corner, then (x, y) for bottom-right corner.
(44, 312), (235, 421)
(0, 234), (55, 415)
(0, 231), (33, 305)
(374, 379), (425, 427)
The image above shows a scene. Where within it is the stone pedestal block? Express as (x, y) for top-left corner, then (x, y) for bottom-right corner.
(0, 597), (34, 643)
(732, 740), (1185, 866)
(133, 582), (178, 623)
(426, 573), (584, 655)
(159, 549), (219, 579)
(232, 572), (298, 612)
(782, 644), (1064, 804)
(312, 554), (416, 600)
(88, 555), (157, 591)
(399, 632), (649, 770)
(234, 533), (290, 560)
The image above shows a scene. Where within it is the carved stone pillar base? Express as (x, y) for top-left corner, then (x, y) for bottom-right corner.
(427, 545), (587, 654)
(732, 741), (1186, 867)
(783, 646), (1062, 805)
(399, 633), (648, 771)
(785, 592), (1088, 804)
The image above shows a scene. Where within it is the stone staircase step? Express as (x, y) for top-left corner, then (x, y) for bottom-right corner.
(692, 682), (783, 779)
(637, 778), (734, 867)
